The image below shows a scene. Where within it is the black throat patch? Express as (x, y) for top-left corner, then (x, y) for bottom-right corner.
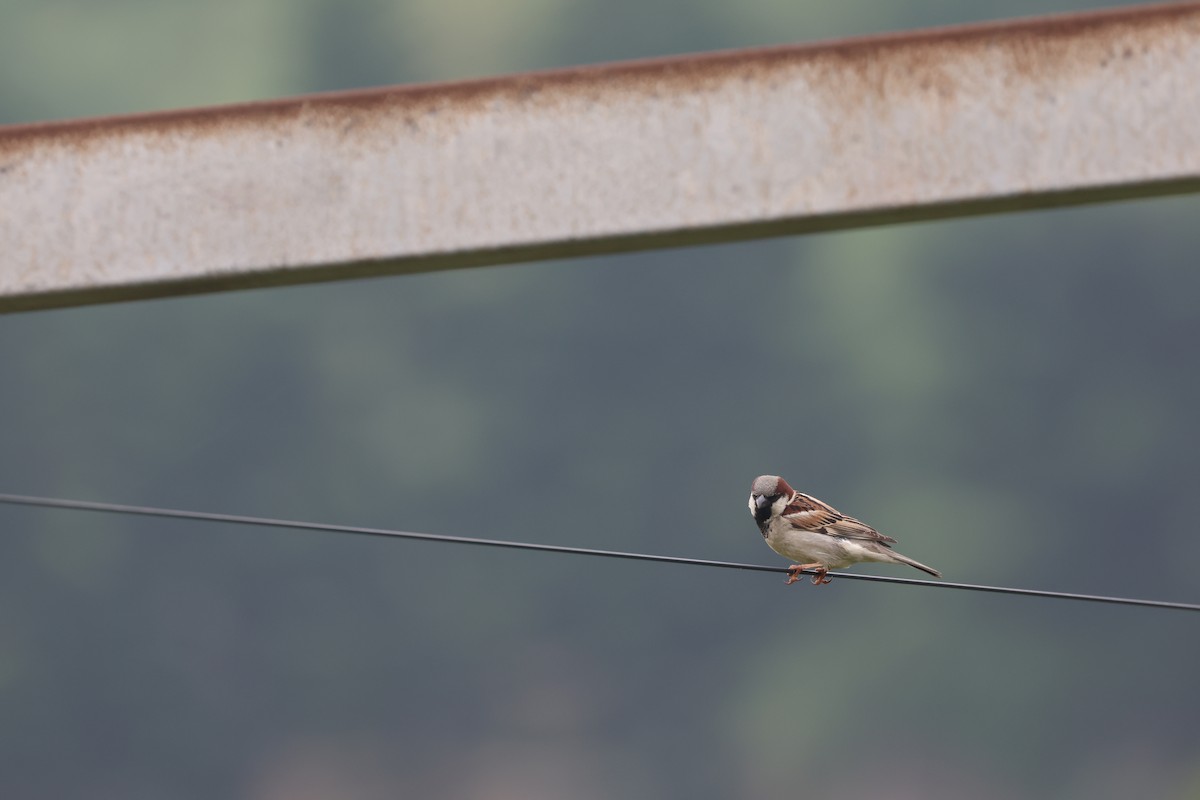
(752, 496), (776, 533)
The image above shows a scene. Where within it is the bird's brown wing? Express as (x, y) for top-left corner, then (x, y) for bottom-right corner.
(781, 492), (898, 545)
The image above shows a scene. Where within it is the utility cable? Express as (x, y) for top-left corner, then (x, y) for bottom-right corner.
(0, 492), (1196, 613)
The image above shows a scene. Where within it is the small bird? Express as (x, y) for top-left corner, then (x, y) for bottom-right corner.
(749, 475), (941, 585)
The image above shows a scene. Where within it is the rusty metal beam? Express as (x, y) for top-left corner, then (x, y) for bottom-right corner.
(2, 3), (1199, 312)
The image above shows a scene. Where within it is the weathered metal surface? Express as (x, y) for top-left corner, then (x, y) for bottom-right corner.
(2, 3), (1199, 311)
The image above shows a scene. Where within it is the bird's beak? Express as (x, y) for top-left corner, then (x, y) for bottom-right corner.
(754, 494), (768, 512)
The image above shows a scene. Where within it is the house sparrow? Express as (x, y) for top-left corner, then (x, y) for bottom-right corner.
(749, 475), (941, 585)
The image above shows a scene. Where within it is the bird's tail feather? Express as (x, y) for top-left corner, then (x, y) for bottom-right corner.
(889, 551), (941, 578)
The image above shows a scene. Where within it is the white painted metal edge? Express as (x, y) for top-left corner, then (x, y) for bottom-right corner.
(2, 3), (1198, 311)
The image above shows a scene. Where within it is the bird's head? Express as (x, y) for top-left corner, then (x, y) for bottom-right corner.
(749, 474), (793, 524)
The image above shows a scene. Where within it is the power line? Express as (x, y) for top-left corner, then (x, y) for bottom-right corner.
(1, 492), (1197, 613)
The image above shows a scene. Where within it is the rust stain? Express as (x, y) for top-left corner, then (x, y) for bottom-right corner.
(0, 1), (1195, 159)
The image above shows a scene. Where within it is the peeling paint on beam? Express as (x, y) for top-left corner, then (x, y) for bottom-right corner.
(2, 3), (1200, 311)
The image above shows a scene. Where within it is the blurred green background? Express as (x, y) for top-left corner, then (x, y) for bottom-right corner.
(2, 0), (1198, 797)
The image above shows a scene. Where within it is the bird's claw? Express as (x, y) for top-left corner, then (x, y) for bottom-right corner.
(785, 564), (831, 586)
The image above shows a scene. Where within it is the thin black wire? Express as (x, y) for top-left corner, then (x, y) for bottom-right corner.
(1, 492), (1197, 613)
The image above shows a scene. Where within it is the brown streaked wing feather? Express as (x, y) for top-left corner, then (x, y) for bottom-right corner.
(781, 492), (898, 544)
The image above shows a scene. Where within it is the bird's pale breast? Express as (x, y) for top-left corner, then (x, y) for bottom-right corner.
(764, 519), (886, 569)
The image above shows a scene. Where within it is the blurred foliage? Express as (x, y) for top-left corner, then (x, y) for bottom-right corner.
(1, 0), (1198, 798)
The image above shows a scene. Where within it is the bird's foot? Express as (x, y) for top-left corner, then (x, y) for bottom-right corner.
(785, 563), (829, 586)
